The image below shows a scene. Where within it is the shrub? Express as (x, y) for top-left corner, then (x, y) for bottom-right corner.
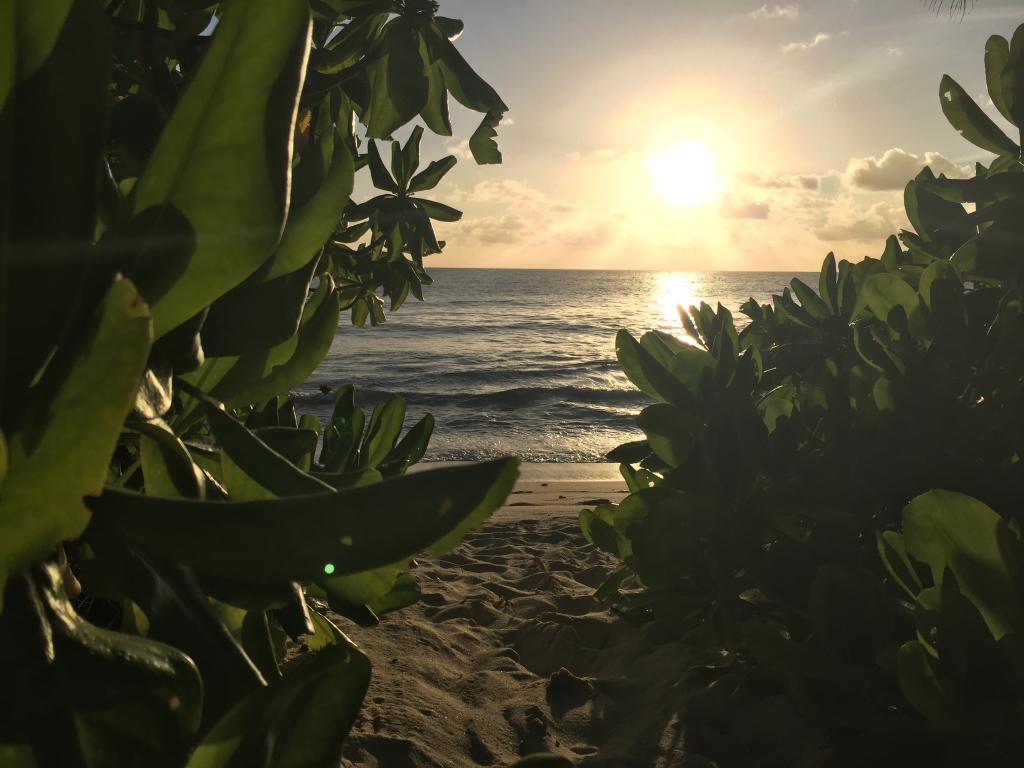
(0, 1), (522, 765)
(590, 22), (1024, 766)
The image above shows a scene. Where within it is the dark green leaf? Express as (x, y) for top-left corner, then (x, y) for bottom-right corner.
(469, 109), (503, 165)
(90, 459), (520, 584)
(0, 279), (151, 608)
(636, 404), (701, 468)
(363, 18), (428, 138)
(131, 0), (312, 338)
(136, 420), (206, 499)
(939, 74), (1019, 157)
(902, 490), (1024, 640)
(408, 155), (457, 193)
(185, 642), (369, 768)
(366, 140), (399, 193)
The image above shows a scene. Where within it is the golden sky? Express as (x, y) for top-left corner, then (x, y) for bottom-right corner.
(369, 1), (1024, 271)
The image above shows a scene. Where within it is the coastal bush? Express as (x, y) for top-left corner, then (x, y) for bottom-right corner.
(592, 22), (1024, 766)
(0, 0), (521, 765)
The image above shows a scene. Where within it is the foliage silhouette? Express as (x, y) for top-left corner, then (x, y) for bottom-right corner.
(593, 22), (1024, 767)
(0, 1), (525, 766)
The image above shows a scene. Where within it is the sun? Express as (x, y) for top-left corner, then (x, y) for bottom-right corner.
(645, 141), (723, 208)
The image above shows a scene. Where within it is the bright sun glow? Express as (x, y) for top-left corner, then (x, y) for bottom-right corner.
(645, 141), (723, 208)
(656, 273), (700, 340)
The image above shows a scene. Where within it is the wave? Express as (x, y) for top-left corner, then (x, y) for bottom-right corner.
(294, 384), (650, 411)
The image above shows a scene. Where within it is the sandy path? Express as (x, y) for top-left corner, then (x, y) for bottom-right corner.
(335, 469), (702, 768)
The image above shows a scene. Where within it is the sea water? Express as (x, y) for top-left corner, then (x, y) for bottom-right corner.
(299, 269), (815, 462)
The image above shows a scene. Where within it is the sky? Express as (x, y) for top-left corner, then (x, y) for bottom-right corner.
(376, 0), (1024, 271)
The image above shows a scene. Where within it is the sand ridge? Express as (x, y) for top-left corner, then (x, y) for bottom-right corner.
(334, 471), (705, 768)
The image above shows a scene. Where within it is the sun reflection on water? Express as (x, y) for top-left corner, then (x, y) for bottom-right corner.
(654, 273), (701, 340)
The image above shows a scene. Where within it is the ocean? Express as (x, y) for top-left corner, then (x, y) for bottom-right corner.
(298, 269), (816, 462)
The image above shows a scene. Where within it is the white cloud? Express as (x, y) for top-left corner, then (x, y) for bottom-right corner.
(815, 202), (900, 242)
(781, 32), (831, 54)
(566, 147), (626, 163)
(445, 179), (609, 249)
(844, 148), (971, 191)
(736, 170), (822, 190)
(445, 138), (473, 160)
(721, 200), (771, 219)
(749, 3), (800, 19)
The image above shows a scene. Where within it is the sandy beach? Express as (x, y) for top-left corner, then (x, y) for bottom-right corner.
(333, 464), (701, 768)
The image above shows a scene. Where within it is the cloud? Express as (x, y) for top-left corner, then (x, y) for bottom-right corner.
(736, 170), (822, 190)
(749, 3), (800, 19)
(815, 202), (899, 241)
(721, 200), (771, 219)
(446, 179), (609, 249)
(444, 138), (474, 160)
(844, 147), (970, 190)
(781, 32), (831, 54)
(566, 148), (625, 163)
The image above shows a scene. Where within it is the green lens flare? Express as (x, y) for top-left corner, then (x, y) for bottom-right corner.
(323, 563), (335, 575)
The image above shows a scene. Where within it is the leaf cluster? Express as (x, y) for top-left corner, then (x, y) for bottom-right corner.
(0, 1), (523, 766)
(591, 24), (1024, 767)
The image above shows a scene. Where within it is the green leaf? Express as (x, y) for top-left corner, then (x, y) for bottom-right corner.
(636, 404), (701, 468)
(311, 468), (383, 491)
(615, 329), (693, 407)
(394, 125), (423, 190)
(897, 640), (957, 727)
(366, 140), (399, 193)
(818, 252), (838, 314)
(363, 18), (428, 138)
(985, 34), (1015, 124)
(939, 74), (1019, 158)
(432, 25), (506, 114)
(0, 278), (151, 609)
(263, 142), (355, 281)
(380, 414), (433, 475)
(368, 570), (420, 614)
(876, 530), (925, 601)
(1007, 25), (1024, 128)
(90, 459), (520, 584)
(201, 277), (341, 409)
(418, 44), (452, 135)
(321, 384), (366, 472)
(80, 524), (266, 727)
(789, 277), (829, 321)
(1, 563), (202, 765)
(201, 254), (320, 358)
(414, 198), (462, 222)
(186, 642), (369, 768)
(131, 0), (313, 338)
(469, 109), (504, 165)
(408, 155), (457, 193)
(902, 490), (1024, 641)
(136, 420), (206, 498)
(304, 608), (346, 652)
(254, 426), (319, 471)
(312, 12), (387, 74)
(241, 610), (282, 680)
(322, 563), (400, 604)
(204, 402), (333, 498)
(854, 273), (925, 335)
(1, 0), (111, 417)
